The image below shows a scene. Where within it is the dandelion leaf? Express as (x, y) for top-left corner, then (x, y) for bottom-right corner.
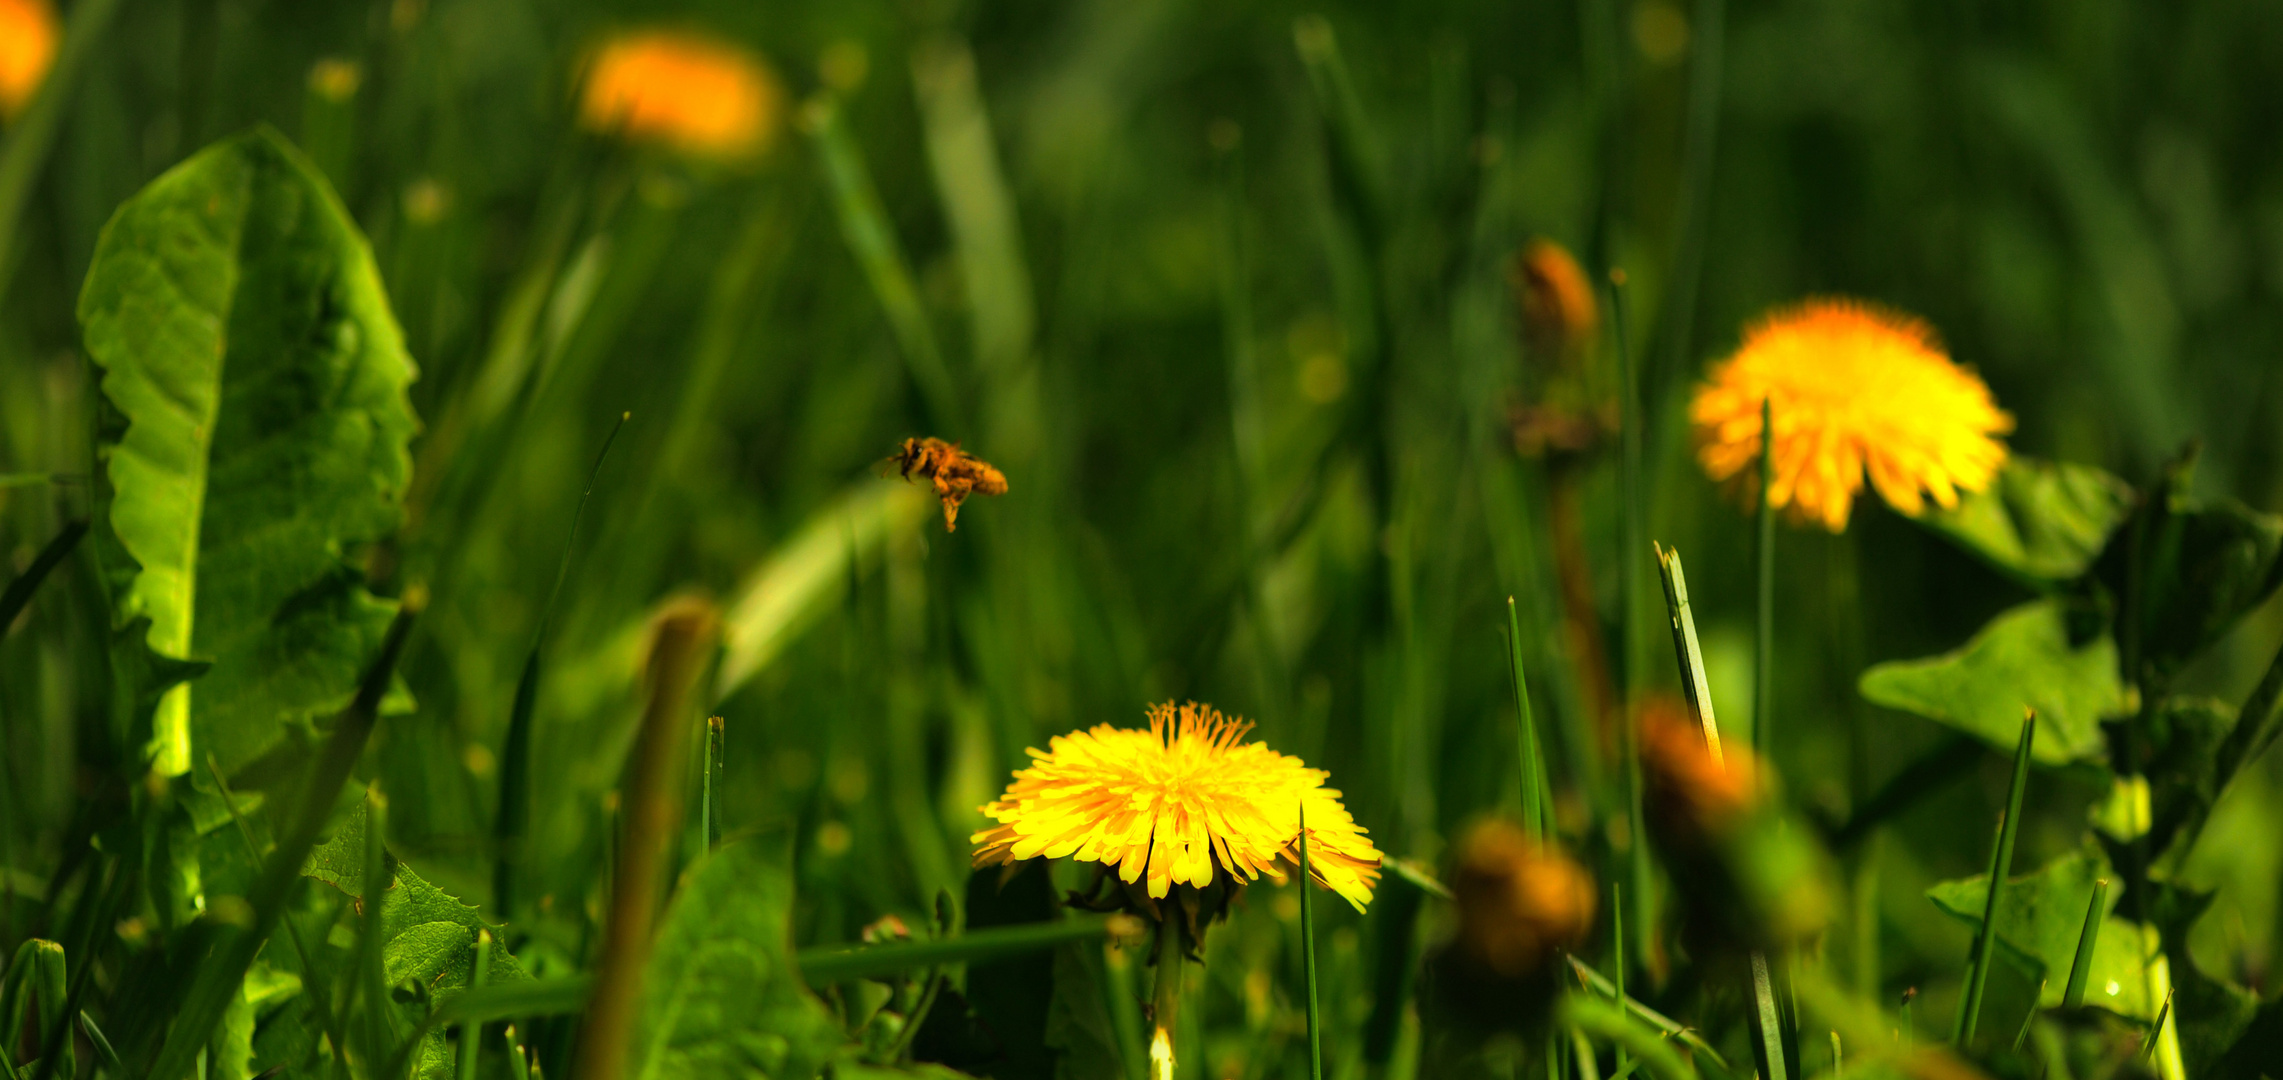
(628, 831), (845, 1080)
(1859, 598), (2124, 764)
(2091, 457), (2283, 682)
(1911, 456), (2133, 585)
(78, 125), (419, 779)
(1925, 851), (2152, 1018)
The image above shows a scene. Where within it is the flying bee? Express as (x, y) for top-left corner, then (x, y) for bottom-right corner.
(881, 437), (1008, 531)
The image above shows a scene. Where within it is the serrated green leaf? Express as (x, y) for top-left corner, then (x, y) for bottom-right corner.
(78, 125), (419, 776)
(1860, 598), (2125, 764)
(628, 832), (846, 1080)
(1913, 457), (2135, 585)
(1926, 851), (2153, 1019)
(2094, 457), (2283, 683)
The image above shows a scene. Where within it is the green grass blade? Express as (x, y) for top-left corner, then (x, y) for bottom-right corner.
(1560, 996), (1701, 1080)
(1507, 597), (1546, 842)
(0, 520), (86, 642)
(1566, 956), (1737, 1080)
(144, 602), (419, 1080)
(457, 930), (495, 1080)
(2062, 878), (2108, 1009)
(77, 1011), (120, 1071)
(1300, 803), (1323, 1080)
(1955, 710), (2035, 1048)
(797, 916), (1131, 985)
(1615, 881), (1631, 1079)
(2013, 980), (2044, 1051)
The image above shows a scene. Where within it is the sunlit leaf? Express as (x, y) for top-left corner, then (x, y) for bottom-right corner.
(79, 125), (418, 777)
(1860, 598), (2125, 765)
(1926, 850), (2153, 1019)
(1911, 456), (2133, 585)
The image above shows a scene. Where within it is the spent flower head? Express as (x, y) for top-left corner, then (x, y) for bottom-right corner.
(972, 701), (1383, 911)
(1690, 298), (2012, 531)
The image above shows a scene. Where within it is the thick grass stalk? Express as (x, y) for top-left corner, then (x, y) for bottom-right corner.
(1507, 598), (1546, 842)
(1654, 545), (1784, 1080)
(144, 602), (419, 1080)
(570, 601), (718, 1080)
(496, 413), (629, 918)
(1954, 711), (2035, 1048)
(1301, 804), (1323, 1080)
(2062, 879), (2108, 1009)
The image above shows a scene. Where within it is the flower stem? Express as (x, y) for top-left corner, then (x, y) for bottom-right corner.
(1301, 804), (1323, 1080)
(1151, 916), (1186, 1080)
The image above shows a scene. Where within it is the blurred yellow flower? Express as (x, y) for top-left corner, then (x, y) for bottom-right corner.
(579, 30), (783, 159)
(1690, 298), (2012, 531)
(973, 701), (1383, 910)
(0, 0), (59, 119)
(1510, 237), (1598, 363)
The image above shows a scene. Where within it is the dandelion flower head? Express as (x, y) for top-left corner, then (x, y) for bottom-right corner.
(973, 702), (1383, 911)
(1690, 298), (2012, 531)
(580, 29), (782, 159)
(0, 0), (58, 119)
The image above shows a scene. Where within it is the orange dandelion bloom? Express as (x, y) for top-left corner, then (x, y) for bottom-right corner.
(1690, 298), (2012, 531)
(972, 701), (1384, 911)
(0, 0), (58, 119)
(580, 30), (783, 159)
(888, 437), (1007, 532)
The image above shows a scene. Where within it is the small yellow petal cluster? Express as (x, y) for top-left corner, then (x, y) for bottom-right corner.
(1690, 298), (2012, 531)
(0, 0), (58, 119)
(579, 30), (783, 159)
(973, 702), (1383, 911)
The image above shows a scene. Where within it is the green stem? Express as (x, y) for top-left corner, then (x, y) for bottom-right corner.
(1754, 398), (1774, 762)
(459, 930), (494, 1080)
(1611, 271), (1653, 981)
(1151, 916), (1186, 1080)
(702, 715), (724, 852)
(1955, 712), (2035, 1049)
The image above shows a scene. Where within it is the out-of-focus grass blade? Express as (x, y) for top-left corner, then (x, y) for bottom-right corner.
(715, 482), (932, 699)
(1754, 398), (1774, 761)
(2012, 980), (2044, 1051)
(1291, 15), (1387, 241)
(387, 978), (597, 1080)
(2062, 878), (2107, 1009)
(1568, 954), (1737, 1078)
(144, 602), (420, 1080)
(1507, 597), (1545, 842)
(0, 0), (125, 298)
(0, 520), (86, 641)
(702, 715), (725, 852)
(801, 95), (963, 433)
(912, 36), (1034, 381)
(1954, 711), (2034, 1049)
(797, 915), (1136, 985)
(1300, 804), (1323, 1080)
(1561, 995), (1700, 1080)
(496, 413), (628, 919)
(78, 1012), (119, 1071)
(1612, 273), (1654, 980)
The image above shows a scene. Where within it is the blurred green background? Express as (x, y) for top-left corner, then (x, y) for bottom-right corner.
(6, 0), (2283, 1073)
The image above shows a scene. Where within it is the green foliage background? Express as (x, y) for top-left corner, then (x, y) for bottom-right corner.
(5, 0), (2283, 1077)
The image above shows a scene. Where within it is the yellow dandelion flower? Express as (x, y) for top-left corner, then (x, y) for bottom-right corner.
(1509, 238), (1598, 363)
(0, 0), (59, 119)
(972, 701), (1383, 911)
(1690, 298), (2013, 531)
(579, 30), (783, 159)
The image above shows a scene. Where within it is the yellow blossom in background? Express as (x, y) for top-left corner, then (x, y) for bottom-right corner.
(0, 0), (58, 119)
(973, 701), (1383, 910)
(1509, 237), (1598, 363)
(1690, 298), (2012, 531)
(579, 29), (783, 159)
